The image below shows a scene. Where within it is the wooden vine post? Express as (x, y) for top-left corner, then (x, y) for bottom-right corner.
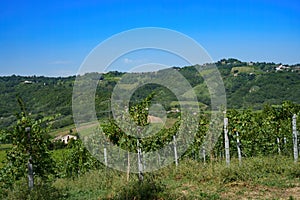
(277, 138), (281, 155)
(26, 126), (34, 190)
(236, 131), (242, 165)
(292, 114), (298, 163)
(103, 145), (108, 166)
(202, 146), (206, 163)
(127, 151), (130, 182)
(173, 135), (178, 167)
(137, 127), (143, 181)
(223, 111), (230, 166)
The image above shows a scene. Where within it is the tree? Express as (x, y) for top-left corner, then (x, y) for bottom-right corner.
(0, 100), (54, 188)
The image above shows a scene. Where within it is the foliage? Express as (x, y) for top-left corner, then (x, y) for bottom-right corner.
(179, 101), (300, 161)
(3, 178), (67, 200)
(113, 175), (165, 200)
(129, 92), (154, 127)
(222, 101), (300, 158)
(1, 59), (300, 128)
(0, 106), (55, 189)
(0, 59), (299, 198)
(54, 138), (102, 179)
(0, 130), (11, 144)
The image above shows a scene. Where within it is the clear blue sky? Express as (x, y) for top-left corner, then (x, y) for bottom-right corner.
(0, 0), (299, 76)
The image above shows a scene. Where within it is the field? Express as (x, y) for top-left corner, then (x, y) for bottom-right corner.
(231, 66), (256, 74)
(1, 143), (299, 199)
(50, 156), (300, 200)
(0, 91), (299, 199)
(48, 157), (300, 199)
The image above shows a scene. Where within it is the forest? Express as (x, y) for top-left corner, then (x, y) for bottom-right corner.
(0, 58), (299, 129)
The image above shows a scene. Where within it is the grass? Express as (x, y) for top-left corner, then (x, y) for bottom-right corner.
(50, 156), (300, 199)
(49, 121), (99, 138)
(1, 143), (299, 199)
(231, 66), (255, 74)
(49, 117), (180, 138)
(49, 124), (76, 137)
(164, 118), (178, 128)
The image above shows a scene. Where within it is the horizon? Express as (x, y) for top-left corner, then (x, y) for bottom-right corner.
(0, 58), (299, 78)
(1, 0), (300, 77)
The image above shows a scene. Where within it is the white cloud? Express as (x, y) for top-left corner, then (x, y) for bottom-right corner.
(49, 60), (72, 65)
(123, 58), (133, 64)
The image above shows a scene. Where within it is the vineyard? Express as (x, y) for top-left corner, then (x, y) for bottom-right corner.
(0, 99), (299, 199)
(1, 0), (300, 197)
(80, 100), (300, 173)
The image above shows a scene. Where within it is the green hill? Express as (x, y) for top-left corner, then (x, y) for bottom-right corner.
(0, 59), (299, 129)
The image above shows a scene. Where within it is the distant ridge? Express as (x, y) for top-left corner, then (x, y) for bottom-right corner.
(0, 59), (299, 129)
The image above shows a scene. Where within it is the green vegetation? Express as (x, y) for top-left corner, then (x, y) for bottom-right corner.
(0, 59), (300, 199)
(231, 66), (255, 74)
(0, 101), (55, 189)
(0, 97), (299, 199)
(0, 59), (299, 128)
(2, 157), (299, 199)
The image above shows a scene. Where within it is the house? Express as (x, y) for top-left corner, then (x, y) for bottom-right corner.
(54, 134), (77, 144)
(275, 65), (290, 71)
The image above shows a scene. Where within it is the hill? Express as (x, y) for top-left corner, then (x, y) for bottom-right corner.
(0, 59), (299, 129)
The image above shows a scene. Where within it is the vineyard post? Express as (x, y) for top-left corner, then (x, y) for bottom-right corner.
(223, 112), (230, 166)
(202, 146), (206, 163)
(277, 138), (281, 155)
(137, 137), (143, 181)
(236, 131), (242, 165)
(157, 151), (161, 166)
(126, 152), (130, 182)
(284, 137), (287, 152)
(26, 126), (34, 190)
(143, 151), (146, 171)
(284, 137), (287, 144)
(104, 145), (108, 166)
(173, 135), (178, 167)
(292, 114), (298, 163)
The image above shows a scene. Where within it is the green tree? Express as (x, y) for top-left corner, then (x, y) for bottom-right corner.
(60, 138), (100, 178)
(0, 101), (54, 188)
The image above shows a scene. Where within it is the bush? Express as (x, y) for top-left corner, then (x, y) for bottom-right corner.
(288, 163), (300, 178)
(2, 178), (68, 200)
(114, 176), (165, 200)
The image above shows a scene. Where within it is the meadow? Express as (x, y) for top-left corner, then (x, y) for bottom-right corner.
(1, 154), (299, 199)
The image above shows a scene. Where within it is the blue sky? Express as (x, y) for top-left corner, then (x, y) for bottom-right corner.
(0, 0), (299, 76)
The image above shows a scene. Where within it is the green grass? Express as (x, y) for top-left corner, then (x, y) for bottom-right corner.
(50, 156), (300, 199)
(0, 150), (6, 168)
(169, 100), (207, 110)
(0, 144), (11, 168)
(116, 83), (138, 90)
(49, 124), (76, 137)
(49, 121), (99, 138)
(231, 66), (255, 74)
(2, 145), (300, 199)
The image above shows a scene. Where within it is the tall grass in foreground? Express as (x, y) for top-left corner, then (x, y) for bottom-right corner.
(2, 156), (300, 199)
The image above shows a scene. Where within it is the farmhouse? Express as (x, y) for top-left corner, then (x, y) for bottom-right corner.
(54, 134), (77, 144)
(275, 64), (290, 71)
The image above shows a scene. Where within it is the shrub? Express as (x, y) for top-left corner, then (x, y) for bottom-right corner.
(114, 176), (165, 200)
(3, 178), (68, 200)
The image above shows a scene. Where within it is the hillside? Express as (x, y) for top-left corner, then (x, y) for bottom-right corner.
(0, 59), (299, 129)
